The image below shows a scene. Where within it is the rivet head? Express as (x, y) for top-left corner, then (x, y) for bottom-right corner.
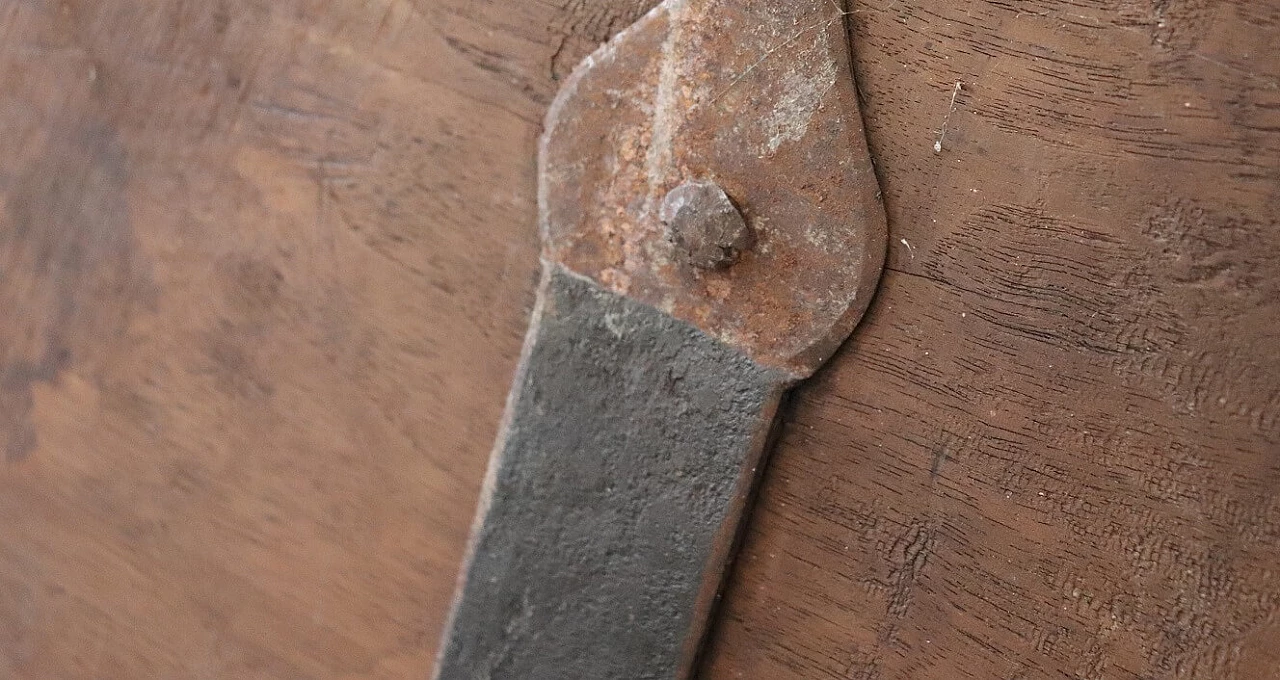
(659, 180), (754, 270)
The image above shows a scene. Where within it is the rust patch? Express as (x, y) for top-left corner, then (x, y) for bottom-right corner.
(540, 0), (886, 377)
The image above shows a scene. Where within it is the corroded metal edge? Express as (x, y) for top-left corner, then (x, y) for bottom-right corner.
(540, 0), (887, 378)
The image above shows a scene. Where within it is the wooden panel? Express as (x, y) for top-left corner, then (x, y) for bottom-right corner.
(2, 1), (1277, 679)
(0, 0), (568, 676)
(702, 2), (1280, 679)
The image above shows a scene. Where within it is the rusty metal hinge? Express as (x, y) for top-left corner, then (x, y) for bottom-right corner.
(435, 0), (886, 676)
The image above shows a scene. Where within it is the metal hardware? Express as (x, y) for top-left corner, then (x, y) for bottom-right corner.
(661, 180), (753, 270)
(435, 0), (885, 677)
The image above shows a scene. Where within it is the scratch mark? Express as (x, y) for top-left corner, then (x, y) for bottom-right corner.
(900, 238), (916, 260)
(933, 80), (962, 153)
(713, 4), (851, 103)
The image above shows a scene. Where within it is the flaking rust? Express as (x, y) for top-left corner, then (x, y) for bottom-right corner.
(541, 0), (886, 378)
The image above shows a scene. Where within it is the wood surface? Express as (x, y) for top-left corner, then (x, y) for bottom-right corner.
(1, 1), (1277, 679)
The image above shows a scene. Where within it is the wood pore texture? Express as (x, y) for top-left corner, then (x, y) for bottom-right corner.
(0, 1), (1276, 679)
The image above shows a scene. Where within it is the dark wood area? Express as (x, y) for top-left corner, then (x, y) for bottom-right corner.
(2, 1), (1277, 678)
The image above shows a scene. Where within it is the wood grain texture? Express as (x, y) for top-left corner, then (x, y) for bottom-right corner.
(1, 0), (1277, 678)
(0, 0), (567, 676)
(701, 1), (1280, 679)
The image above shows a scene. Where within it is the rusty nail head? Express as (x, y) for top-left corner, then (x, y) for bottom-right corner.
(660, 180), (754, 270)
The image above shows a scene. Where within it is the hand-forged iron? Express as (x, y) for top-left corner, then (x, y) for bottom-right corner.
(435, 0), (886, 677)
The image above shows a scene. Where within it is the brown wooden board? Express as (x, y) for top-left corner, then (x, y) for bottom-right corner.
(1, 1), (1277, 679)
(702, 2), (1280, 678)
(1, 1), (554, 676)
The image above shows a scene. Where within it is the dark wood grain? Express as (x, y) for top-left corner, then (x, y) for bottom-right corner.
(1, 0), (1277, 678)
(702, 1), (1280, 679)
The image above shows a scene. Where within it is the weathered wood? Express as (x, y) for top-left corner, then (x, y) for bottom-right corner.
(1, 0), (1277, 678)
(701, 2), (1280, 678)
(0, 1), (562, 676)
